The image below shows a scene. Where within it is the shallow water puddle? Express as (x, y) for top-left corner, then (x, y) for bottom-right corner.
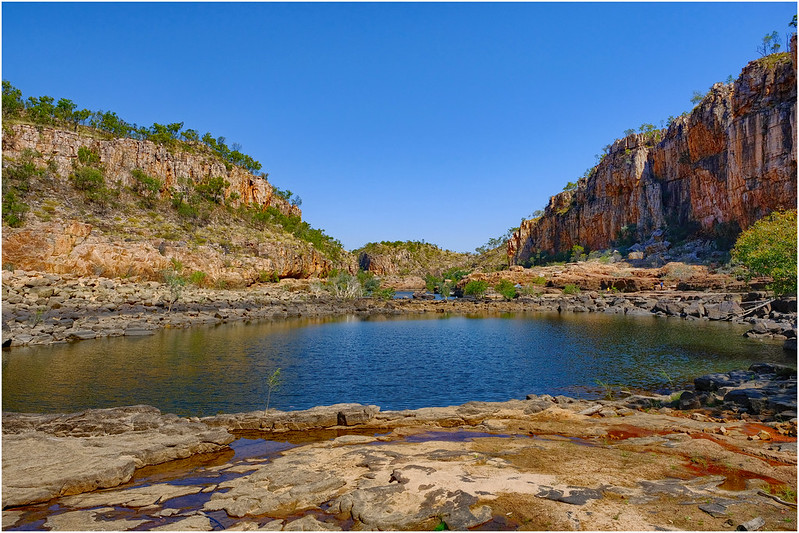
(2, 436), (300, 531)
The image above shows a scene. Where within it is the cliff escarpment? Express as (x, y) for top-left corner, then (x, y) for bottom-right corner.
(2, 123), (299, 217)
(1, 124), (354, 283)
(508, 52), (797, 265)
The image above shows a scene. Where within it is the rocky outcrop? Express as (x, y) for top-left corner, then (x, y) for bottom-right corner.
(356, 241), (470, 277)
(1, 124), (355, 280)
(6, 394), (795, 530)
(1, 220), (336, 282)
(2, 405), (233, 508)
(2, 124), (298, 217)
(509, 53), (797, 264)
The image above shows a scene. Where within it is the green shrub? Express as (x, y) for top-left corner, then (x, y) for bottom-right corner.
(259, 270), (280, 283)
(529, 275), (546, 285)
(3, 149), (42, 190)
(196, 176), (229, 204)
(442, 267), (470, 282)
(77, 146), (101, 167)
(71, 166), (104, 191)
(424, 274), (441, 293)
(130, 168), (162, 206)
(161, 269), (187, 312)
(563, 283), (581, 295)
(731, 210), (797, 296)
(372, 287), (396, 301)
(615, 224), (638, 248)
(188, 271), (207, 287)
(357, 270), (380, 294)
(326, 272), (363, 298)
(249, 206), (344, 263)
(463, 280), (489, 298)
(439, 280), (453, 301)
(2, 189), (28, 227)
(495, 279), (518, 300)
(519, 284), (543, 297)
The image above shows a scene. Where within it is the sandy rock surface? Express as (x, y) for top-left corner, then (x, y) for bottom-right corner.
(2, 405), (234, 508)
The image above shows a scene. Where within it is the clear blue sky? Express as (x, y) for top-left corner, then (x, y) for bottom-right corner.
(3, 2), (796, 253)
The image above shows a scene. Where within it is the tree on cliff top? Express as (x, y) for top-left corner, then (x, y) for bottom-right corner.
(731, 210), (797, 297)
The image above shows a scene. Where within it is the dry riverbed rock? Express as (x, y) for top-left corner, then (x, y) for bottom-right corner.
(1, 405), (234, 508)
(2, 396), (796, 531)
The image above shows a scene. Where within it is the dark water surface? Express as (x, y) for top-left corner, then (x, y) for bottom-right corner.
(2, 312), (791, 417)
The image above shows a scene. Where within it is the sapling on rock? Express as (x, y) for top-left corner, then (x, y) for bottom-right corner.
(264, 368), (282, 415)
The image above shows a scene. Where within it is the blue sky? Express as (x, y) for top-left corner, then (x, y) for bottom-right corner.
(3, 2), (796, 253)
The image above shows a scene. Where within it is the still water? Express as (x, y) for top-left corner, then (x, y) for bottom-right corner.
(2, 312), (791, 417)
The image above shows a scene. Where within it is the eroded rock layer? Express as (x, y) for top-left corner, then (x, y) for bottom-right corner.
(1, 124), (299, 217)
(509, 53), (797, 264)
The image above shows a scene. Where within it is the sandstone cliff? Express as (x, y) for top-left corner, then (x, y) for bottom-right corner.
(508, 52), (797, 265)
(2, 124), (299, 217)
(1, 125), (354, 282)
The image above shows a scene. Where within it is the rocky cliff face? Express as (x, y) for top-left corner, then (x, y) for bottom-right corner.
(1, 220), (339, 284)
(2, 124), (299, 217)
(509, 52), (797, 265)
(1, 125), (353, 282)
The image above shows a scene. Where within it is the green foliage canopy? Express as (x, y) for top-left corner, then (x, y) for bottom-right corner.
(462, 280), (488, 298)
(731, 210), (797, 296)
(494, 279), (517, 300)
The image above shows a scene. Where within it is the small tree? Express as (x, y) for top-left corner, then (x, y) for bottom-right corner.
(495, 279), (517, 300)
(731, 210), (797, 297)
(264, 368), (282, 415)
(463, 280), (488, 298)
(162, 267), (187, 312)
(2, 81), (24, 118)
(439, 280), (453, 301)
(757, 31), (781, 57)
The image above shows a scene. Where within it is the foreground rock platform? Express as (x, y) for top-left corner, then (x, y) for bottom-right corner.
(2, 387), (796, 531)
(2, 405), (234, 508)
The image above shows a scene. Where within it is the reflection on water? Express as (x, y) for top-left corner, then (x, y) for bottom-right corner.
(2, 312), (791, 416)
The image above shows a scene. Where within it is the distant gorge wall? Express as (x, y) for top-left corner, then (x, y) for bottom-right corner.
(508, 51), (797, 265)
(2, 124), (300, 218)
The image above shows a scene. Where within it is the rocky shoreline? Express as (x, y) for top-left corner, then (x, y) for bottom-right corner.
(2, 364), (796, 531)
(2, 270), (796, 349)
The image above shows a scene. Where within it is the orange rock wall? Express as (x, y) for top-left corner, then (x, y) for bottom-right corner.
(2, 125), (300, 218)
(509, 55), (797, 264)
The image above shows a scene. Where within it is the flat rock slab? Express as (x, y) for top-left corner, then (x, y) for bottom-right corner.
(2, 406), (233, 508)
(44, 507), (149, 531)
(204, 437), (555, 530)
(537, 486), (604, 505)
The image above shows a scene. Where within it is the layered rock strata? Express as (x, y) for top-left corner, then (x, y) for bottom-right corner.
(509, 53), (797, 264)
(1, 125), (354, 280)
(1, 220), (336, 282)
(2, 405), (234, 508)
(1, 124), (298, 217)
